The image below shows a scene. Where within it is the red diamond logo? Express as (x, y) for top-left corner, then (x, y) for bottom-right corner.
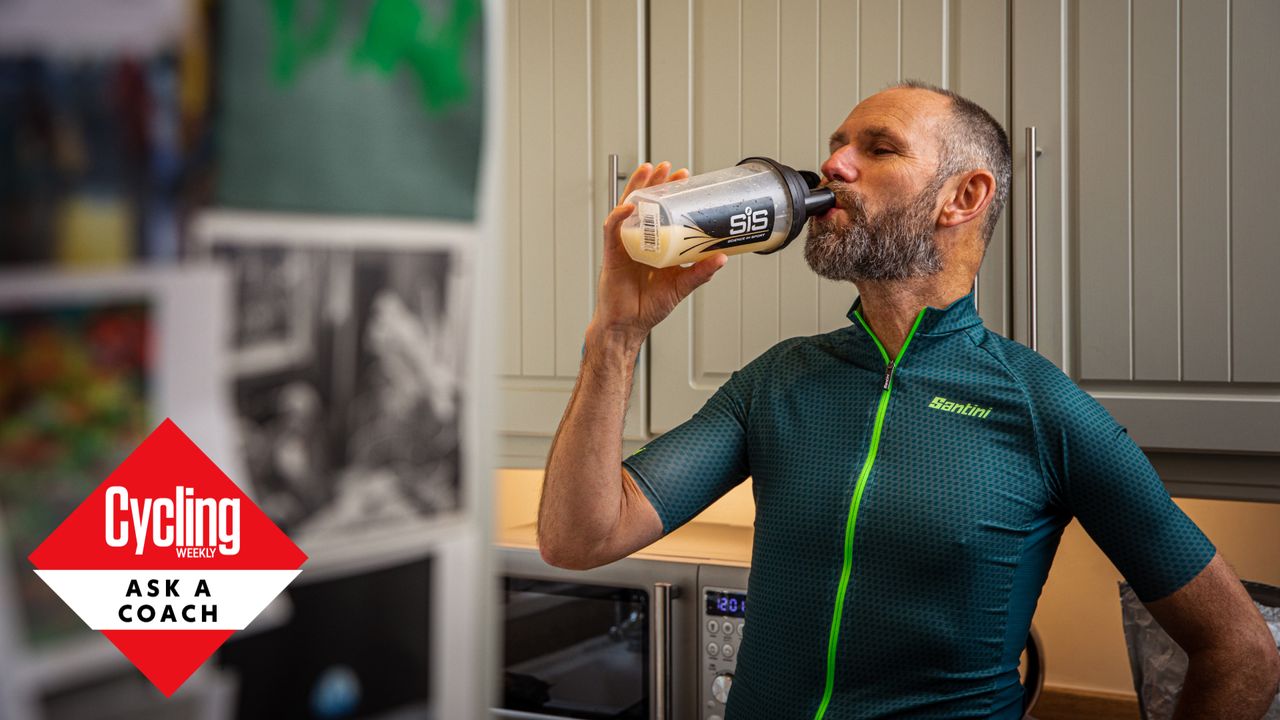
(28, 419), (307, 696)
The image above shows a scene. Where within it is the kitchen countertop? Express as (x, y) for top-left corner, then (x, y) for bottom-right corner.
(494, 469), (756, 566)
(496, 520), (753, 567)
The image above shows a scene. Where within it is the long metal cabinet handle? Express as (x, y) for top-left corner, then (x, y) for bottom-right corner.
(1025, 127), (1040, 352)
(609, 153), (622, 208)
(653, 582), (675, 720)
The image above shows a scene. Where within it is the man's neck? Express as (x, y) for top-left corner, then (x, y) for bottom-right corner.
(855, 274), (974, 360)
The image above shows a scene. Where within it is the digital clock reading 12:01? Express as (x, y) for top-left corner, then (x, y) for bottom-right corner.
(705, 590), (747, 618)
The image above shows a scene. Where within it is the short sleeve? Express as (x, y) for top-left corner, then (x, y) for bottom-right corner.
(1044, 389), (1216, 603)
(621, 372), (751, 534)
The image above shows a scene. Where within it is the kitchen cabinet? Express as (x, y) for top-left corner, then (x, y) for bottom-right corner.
(497, 0), (650, 465)
(1011, 0), (1280, 499)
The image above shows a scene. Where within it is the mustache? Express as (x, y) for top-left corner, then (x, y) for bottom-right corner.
(821, 181), (866, 216)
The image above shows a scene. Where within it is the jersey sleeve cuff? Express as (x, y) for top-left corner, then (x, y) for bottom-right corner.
(621, 458), (673, 535)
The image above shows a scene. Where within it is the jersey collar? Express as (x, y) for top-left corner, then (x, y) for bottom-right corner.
(846, 289), (983, 338)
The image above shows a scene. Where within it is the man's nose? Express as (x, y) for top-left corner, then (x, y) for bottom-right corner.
(820, 145), (858, 184)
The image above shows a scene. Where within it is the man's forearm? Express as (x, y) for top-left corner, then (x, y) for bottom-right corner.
(1172, 645), (1280, 720)
(538, 325), (644, 566)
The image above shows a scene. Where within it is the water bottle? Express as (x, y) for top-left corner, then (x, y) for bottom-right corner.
(619, 157), (835, 268)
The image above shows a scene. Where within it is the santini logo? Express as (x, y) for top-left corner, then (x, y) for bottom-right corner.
(928, 396), (992, 419)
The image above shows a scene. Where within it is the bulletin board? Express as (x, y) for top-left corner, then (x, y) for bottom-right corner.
(216, 0), (484, 221)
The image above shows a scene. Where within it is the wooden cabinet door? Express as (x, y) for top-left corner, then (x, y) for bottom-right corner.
(499, 0), (649, 464)
(1013, 0), (1280, 455)
(647, 0), (1010, 433)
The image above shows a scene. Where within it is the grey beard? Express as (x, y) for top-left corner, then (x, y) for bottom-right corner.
(803, 180), (944, 283)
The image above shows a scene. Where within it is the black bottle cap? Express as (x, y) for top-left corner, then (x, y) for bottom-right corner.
(737, 156), (836, 254)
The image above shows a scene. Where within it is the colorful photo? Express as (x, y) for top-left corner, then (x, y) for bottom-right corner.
(0, 301), (151, 648)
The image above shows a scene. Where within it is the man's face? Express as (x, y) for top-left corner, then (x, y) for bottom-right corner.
(805, 88), (950, 282)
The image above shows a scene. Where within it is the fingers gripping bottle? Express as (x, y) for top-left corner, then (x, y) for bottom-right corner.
(620, 157), (836, 268)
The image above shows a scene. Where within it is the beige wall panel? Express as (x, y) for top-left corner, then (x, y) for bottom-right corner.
(779, 0), (822, 339)
(503, 0), (523, 375)
(818, 0), (861, 139)
(1131, 0), (1179, 381)
(553, 0), (594, 378)
(650, 0), (693, 171)
(901, 0), (946, 86)
(739, 0), (783, 363)
(593, 0), (648, 440)
(858, 0), (900, 98)
(1230, 0), (1280, 383)
(518, 0), (557, 377)
(1179, 0), (1230, 382)
(694, 0), (744, 378)
(818, 0), (861, 331)
(1073, 0), (1131, 381)
(648, 0), (701, 434)
(951, 0), (1009, 335)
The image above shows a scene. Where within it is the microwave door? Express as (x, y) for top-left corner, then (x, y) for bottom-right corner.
(500, 578), (651, 720)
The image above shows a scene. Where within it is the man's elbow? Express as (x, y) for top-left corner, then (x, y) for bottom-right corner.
(1217, 632), (1280, 706)
(537, 532), (604, 571)
(1257, 636), (1280, 700)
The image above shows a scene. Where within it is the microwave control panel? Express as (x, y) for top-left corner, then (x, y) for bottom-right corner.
(700, 585), (746, 719)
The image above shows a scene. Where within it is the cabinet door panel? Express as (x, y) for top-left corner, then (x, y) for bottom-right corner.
(780, 1), (822, 339)
(650, 0), (1009, 433)
(902, 0), (947, 86)
(1015, 0), (1280, 453)
(1179, 0), (1230, 382)
(1073, 0), (1131, 381)
(1230, 0), (1280, 383)
(1131, 0), (1179, 381)
(500, 0), (648, 448)
(952, 0), (1011, 328)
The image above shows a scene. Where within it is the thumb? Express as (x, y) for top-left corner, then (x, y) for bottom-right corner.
(676, 253), (728, 296)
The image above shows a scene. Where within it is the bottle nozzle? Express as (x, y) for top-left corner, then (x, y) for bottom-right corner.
(804, 187), (836, 217)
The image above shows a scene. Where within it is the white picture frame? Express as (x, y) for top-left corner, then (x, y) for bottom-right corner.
(0, 265), (236, 719)
(192, 211), (477, 580)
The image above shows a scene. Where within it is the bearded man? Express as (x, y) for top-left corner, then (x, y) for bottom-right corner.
(537, 81), (1280, 719)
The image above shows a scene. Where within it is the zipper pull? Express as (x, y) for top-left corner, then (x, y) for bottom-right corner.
(882, 362), (895, 390)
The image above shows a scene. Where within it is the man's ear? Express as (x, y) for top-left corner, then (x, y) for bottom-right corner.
(938, 170), (996, 229)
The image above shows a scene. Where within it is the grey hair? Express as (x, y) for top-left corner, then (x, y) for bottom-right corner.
(892, 80), (1012, 250)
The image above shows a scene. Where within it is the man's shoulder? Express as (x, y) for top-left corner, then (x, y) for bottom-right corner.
(974, 330), (1116, 433)
(737, 328), (851, 377)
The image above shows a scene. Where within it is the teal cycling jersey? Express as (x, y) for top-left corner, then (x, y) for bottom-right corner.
(622, 292), (1214, 720)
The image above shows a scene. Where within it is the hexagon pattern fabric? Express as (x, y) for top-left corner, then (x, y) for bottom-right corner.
(622, 291), (1214, 720)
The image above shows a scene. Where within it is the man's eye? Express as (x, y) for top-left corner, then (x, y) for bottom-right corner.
(872, 147), (895, 156)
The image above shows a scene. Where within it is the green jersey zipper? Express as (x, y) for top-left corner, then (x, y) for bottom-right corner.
(812, 307), (926, 720)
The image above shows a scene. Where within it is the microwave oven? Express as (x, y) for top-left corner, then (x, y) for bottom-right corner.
(496, 546), (750, 720)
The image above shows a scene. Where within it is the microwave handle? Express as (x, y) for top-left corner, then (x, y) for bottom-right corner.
(653, 582), (676, 720)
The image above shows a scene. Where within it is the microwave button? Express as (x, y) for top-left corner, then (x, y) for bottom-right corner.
(722, 621), (734, 635)
(738, 622), (745, 637)
(707, 619), (719, 634)
(707, 642), (720, 658)
(721, 643), (735, 659)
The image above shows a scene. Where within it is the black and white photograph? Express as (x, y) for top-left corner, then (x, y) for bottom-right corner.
(202, 224), (465, 567)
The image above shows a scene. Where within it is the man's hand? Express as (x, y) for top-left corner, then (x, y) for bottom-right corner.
(590, 161), (728, 349)
(1144, 553), (1280, 719)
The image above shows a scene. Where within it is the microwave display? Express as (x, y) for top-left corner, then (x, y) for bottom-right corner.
(705, 590), (747, 618)
(502, 578), (649, 719)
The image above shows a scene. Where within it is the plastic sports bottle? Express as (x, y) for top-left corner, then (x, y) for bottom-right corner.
(619, 156), (835, 268)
